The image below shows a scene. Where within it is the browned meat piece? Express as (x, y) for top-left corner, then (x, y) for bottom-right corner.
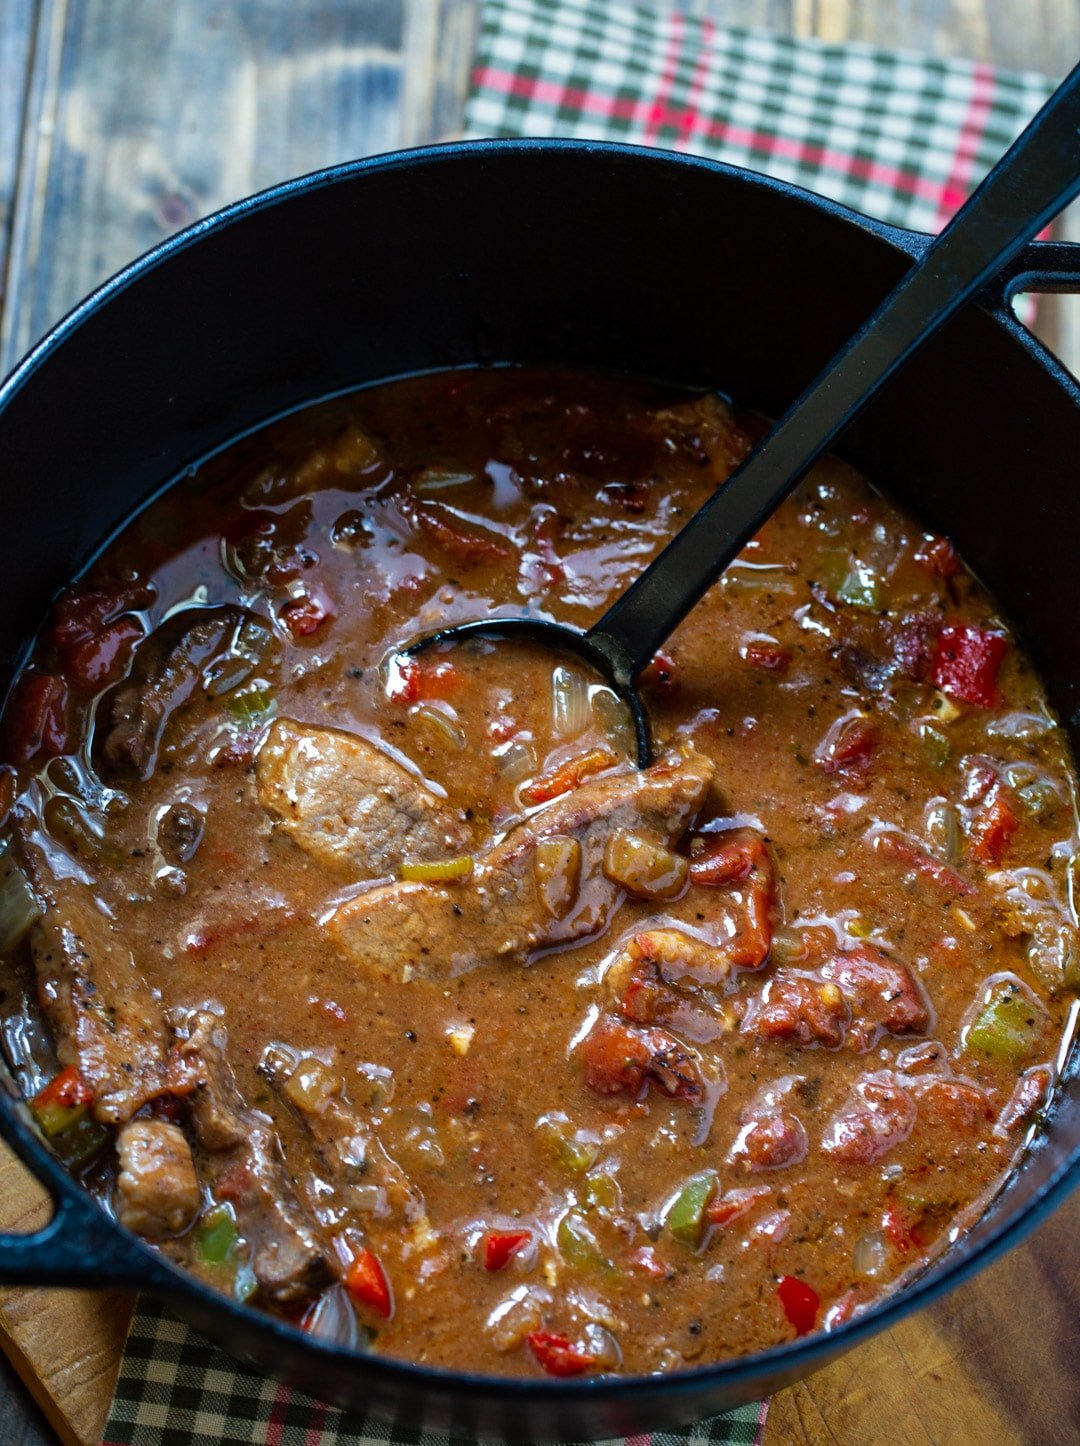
(256, 718), (470, 876)
(914, 1078), (991, 1132)
(327, 750), (714, 980)
(157, 802), (204, 865)
(821, 1072), (917, 1165)
(578, 1015), (704, 1102)
(819, 945), (930, 1048)
(729, 1112), (808, 1172)
(98, 605), (269, 778)
(176, 1011), (331, 1306)
(746, 974), (848, 1049)
(260, 1046), (422, 1224)
(115, 1119), (201, 1237)
(23, 858), (186, 1122)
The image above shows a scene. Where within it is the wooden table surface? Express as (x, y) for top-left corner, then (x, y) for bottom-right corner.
(1, 3), (1079, 1443)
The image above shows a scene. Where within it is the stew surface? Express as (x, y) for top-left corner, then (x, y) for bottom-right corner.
(1, 370), (1077, 1378)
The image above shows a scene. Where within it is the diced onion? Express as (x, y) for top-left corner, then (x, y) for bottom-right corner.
(591, 688), (634, 756)
(987, 710), (1054, 741)
(283, 1056), (342, 1114)
(495, 739), (536, 783)
(924, 799), (961, 863)
(413, 466), (476, 495)
(400, 856), (473, 883)
(0, 844), (41, 953)
(853, 1230), (887, 1278)
(552, 666), (589, 737)
(412, 703), (466, 751)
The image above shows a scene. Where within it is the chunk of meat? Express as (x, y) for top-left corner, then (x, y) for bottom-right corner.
(260, 1045), (422, 1224)
(176, 1011), (331, 1306)
(729, 1113), (808, 1171)
(746, 974), (848, 1048)
(819, 945), (930, 1049)
(327, 750), (714, 981)
(115, 1119), (200, 1237)
(97, 605), (268, 778)
(914, 1077), (991, 1132)
(821, 1073), (917, 1165)
(256, 718), (470, 876)
(23, 857), (189, 1122)
(578, 1016), (703, 1102)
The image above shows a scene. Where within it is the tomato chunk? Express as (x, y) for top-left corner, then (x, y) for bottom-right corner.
(969, 792), (1018, 866)
(280, 592), (332, 639)
(385, 656), (461, 704)
(742, 639), (792, 673)
(63, 617), (144, 690)
(931, 623), (1008, 707)
(914, 535), (960, 579)
(4, 674), (70, 763)
(483, 1229), (531, 1271)
(816, 714), (879, 775)
(344, 1247), (392, 1318)
(777, 1275), (820, 1336)
(526, 1331), (597, 1377)
(580, 1017), (702, 1102)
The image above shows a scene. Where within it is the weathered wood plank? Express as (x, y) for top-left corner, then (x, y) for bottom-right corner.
(1, 0), (410, 375)
(0, 0), (37, 322)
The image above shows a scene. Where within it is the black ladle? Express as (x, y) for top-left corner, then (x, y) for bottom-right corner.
(410, 62), (1080, 766)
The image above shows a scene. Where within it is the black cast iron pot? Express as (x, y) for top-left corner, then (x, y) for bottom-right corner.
(0, 140), (1078, 1441)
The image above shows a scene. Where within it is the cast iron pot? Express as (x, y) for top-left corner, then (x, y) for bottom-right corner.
(0, 140), (1078, 1441)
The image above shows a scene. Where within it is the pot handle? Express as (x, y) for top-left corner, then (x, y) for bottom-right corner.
(991, 237), (1080, 299)
(0, 1106), (172, 1290)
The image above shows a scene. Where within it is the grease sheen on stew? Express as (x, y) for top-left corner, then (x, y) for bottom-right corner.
(1, 371), (1077, 1378)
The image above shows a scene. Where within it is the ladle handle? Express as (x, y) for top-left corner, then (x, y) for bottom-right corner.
(586, 60), (1080, 684)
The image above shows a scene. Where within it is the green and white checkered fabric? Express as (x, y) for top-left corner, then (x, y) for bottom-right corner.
(103, 1299), (765, 1445)
(465, 0), (1053, 235)
(101, 4), (1055, 1443)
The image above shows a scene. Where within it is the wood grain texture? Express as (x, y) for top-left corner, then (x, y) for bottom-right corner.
(1, 3), (1080, 1444)
(0, 0), (36, 317)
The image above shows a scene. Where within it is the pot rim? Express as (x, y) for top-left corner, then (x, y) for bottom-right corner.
(1, 135), (1078, 1406)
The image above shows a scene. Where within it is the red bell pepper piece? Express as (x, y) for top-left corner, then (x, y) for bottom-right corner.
(742, 639), (792, 673)
(519, 748), (617, 806)
(344, 1247), (392, 1318)
(816, 715), (879, 774)
(931, 623), (1008, 707)
(969, 792), (1018, 866)
(526, 1331), (597, 1377)
(385, 656), (461, 704)
(34, 1065), (93, 1111)
(777, 1275), (820, 1336)
(883, 1201), (924, 1252)
(483, 1229), (531, 1271)
(914, 536), (960, 579)
(30, 1065), (94, 1137)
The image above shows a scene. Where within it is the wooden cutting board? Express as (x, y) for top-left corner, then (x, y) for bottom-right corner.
(2, 1133), (1079, 1445)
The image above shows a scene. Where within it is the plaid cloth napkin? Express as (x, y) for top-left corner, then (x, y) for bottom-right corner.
(102, 4), (1053, 1444)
